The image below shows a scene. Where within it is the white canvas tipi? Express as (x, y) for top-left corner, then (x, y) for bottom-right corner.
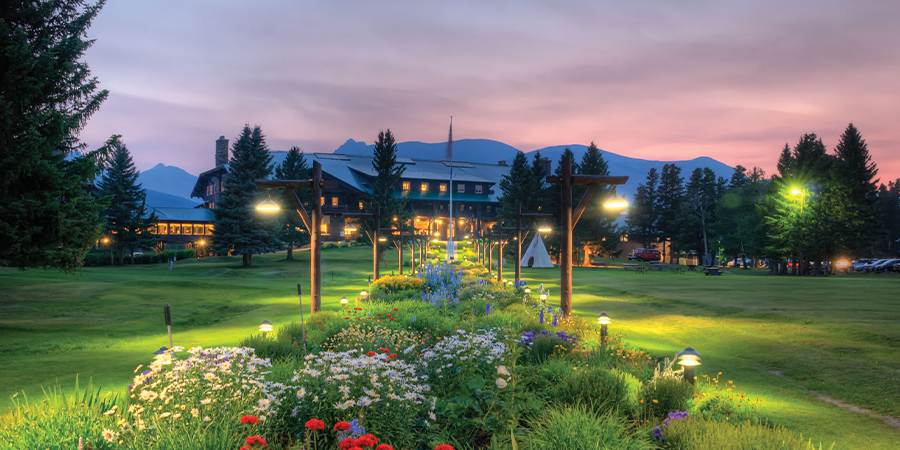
(521, 233), (554, 268)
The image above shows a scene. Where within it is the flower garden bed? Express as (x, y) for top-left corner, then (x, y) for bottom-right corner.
(1, 262), (828, 450)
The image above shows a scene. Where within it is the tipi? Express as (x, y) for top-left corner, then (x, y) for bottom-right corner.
(520, 233), (554, 268)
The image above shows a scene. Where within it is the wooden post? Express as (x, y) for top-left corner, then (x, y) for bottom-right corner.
(515, 202), (522, 283)
(373, 205), (380, 281)
(560, 154), (573, 315)
(311, 161), (322, 313)
(497, 225), (504, 282)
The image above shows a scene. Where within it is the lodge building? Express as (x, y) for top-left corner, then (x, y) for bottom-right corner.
(189, 136), (519, 241)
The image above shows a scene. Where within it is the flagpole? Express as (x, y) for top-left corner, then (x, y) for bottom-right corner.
(446, 116), (454, 262)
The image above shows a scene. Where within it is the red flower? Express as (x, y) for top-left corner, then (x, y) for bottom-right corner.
(435, 445), (454, 450)
(357, 433), (378, 447)
(305, 418), (325, 430)
(240, 447), (251, 450)
(354, 307), (363, 310)
(350, 448), (364, 450)
(333, 421), (352, 431)
(338, 437), (358, 449)
(393, 308), (399, 311)
(366, 351), (376, 356)
(240, 415), (259, 425)
(379, 347), (389, 352)
(317, 321), (322, 324)
(245, 435), (266, 445)
(387, 314), (393, 317)
(388, 353), (397, 358)
(376, 445), (395, 450)
(376, 313), (382, 316)
(345, 317), (350, 320)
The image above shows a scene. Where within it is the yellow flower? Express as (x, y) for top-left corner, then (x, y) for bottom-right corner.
(652, 399), (659, 404)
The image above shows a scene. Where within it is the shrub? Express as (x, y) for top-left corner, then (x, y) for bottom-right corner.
(549, 366), (632, 413)
(660, 417), (829, 450)
(323, 323), (425, 358)
(519, 404), (655, 450)
(640, 376), (695, 420)
(371, 275), (426, 294)
(519, 330), (577, 364)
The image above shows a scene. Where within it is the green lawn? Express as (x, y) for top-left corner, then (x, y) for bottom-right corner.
(1, 246), (898, 448)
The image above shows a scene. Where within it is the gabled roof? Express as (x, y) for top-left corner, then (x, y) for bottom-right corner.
(149, 207), (214, 222)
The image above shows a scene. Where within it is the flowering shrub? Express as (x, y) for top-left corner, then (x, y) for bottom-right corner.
(371, 275), (426, 294)
(519, 330), (577, 363)
(287, 349), (434, 447)
(119, 347), (285, 448)
(653, 411), (689, 442)
(418, 261), (462, 291)
(422, 328), (508, 394)
(323, 323), (424, 358)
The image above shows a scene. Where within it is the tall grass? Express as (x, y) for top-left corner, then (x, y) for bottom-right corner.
(519, 404), (654, 450)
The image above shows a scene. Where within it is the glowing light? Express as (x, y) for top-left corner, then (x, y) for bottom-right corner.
(791, 188), (802, 196)
(677, 347), (701, 367)
(256, 198), (280, 212)
(258, 320), (274, 333)
(597, 312), (611, 325)
(603, 196), (628, 210)
(538, 226), (552, 233)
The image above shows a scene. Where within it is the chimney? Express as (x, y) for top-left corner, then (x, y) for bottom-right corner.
(541, 157), (551, 176)
(498, 160), (507, 166)
(215, 136), (229, 167)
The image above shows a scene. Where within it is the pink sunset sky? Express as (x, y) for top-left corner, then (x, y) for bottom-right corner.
(80, 0), (900, 181)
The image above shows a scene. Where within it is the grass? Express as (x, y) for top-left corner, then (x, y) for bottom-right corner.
(1, 245), (899, 448)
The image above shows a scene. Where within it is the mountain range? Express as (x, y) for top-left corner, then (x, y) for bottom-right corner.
(138, 140), (733, 207)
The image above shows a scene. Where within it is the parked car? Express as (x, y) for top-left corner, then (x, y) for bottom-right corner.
(861, 259), (891, 272)
(725, 258), (753, 267)
(851, 259), (874, 272)
(628, 248), (661, 262)
(871, 259), (900, 273)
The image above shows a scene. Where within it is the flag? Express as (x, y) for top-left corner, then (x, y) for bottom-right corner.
(446, 117), (453, 160)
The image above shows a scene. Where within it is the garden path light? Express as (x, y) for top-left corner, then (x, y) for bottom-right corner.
(677, 347), (701, 384)
(597, 312), (611, 346)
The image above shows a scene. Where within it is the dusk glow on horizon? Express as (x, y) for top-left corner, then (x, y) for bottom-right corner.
(80, 0), (900, 180)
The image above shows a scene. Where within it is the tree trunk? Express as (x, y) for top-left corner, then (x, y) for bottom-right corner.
(242, 253), (251, 267)
(118, 248), (124, 266)
(286, 244), (294, 261)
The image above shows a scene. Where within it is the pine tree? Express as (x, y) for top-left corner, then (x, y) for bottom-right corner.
(543, 148), (579, 259)
(626, 168), (660, 248)
(656, 164), (684, 262)
(680, 167), (721, 263)
(575, 143), (621, 263)
(97, 141), (157, 265)
(527, 151), (550, 212)
(274, 147), (310, 260)
(211, 125), (281, 266)
(0, 0), (110, 271)
(832, 123), (879, 255)
(498, 151), (531, 223)
(369, 129), (407, 221)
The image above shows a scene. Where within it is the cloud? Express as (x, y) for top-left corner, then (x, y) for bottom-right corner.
(79, 0), (900, 179)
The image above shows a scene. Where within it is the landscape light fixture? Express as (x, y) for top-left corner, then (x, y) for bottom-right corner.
(256, 193), (280, 212)
(360, 290), (368, 299)
(539, 293), (547, 302)
(340, 296), (349, 311)
(153, 347), (169, 355)
(677, 347), (702, 384)
(597, 312), (611, 346)
(378, 236), (387, 242)
(259, 320), (274, 337)
(538, 225), (552, 233)
(163, 304), (173, 349)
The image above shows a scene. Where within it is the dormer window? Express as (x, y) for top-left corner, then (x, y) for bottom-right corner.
(421, 182), (428, 192)
(440, 183), (447, 192)
(402, 181), (410, 190)
(475, 185), (483, 194)
(457, 184), (465, 193)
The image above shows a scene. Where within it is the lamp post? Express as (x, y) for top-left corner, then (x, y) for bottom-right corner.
(677, 347), (701, 384)
(163, 304), (173, 349)
(259, 320), (274, 338)
(790, 188), (805, 213)
(597, 312), (611, 347)
(546, 153), (628, 316)
(340, 296), (348, 311)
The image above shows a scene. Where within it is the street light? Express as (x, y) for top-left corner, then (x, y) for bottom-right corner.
(344, 224), (357, 235)
(603, 194), (628, 210)
(677, 347), (701, 384)
(790, 188), (805, 213)
(596, 313), (611, 346)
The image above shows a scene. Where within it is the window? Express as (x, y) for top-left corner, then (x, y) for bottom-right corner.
(440, 183), (447, 192)
(205, 224), (214, 235)
(169, 223), (182, 235)
(220, 183), (225, 192)
(620, 235), (629, 242)
(440, 204), (444, 209)
(332, 197), (338, 207)
(194, 224), (205, 235)
(460, 204), (464, 211)
(320, 223), (328, 233)
(158, 223), (168, 235)
(320, 197), (325, 206)
(475, 185), (483, 194)
(457, 183), (465, 193)
(486, 205), (492, 212)
(210, 202), (215, 209)
(359, 201), (364, 210)
(182, 224), (193, 235)
(402, 181), (410, 190)
(421, 182), (428, 192)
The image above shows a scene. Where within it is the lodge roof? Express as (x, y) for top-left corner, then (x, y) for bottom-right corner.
(149, 207), (214, 222)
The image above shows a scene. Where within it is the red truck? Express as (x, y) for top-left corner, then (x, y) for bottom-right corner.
(628, 248), (661, 262)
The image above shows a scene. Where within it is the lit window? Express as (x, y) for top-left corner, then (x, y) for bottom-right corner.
(440, 204), (444, 209)
(158, 223), (168, 235)
(457, 184), (465, 193)
(194, 224), (204, 235)
(402, 181), (410, 190)
(475, 185), (483, 194)
(205, 224), (214, 235)
(486, 205), (491, 212)
(620, 235), (629, 242)
(182, 224), (193, 235)
(440, 183), (447, 192)
(332, 197), (338, 207)
(320, 223), (328, 233)
(170, 224), (181, 235)
(459, 204), (464, 211)
(421, 182), (428, 192)
(320, 197), (325, 206)
(359, 201), (364, 210)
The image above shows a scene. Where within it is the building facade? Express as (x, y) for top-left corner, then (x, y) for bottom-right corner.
(190, 137), (514, 241)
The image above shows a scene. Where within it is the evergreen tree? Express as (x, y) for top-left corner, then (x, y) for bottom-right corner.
(715, 166), (765, 267)
(369, 129), (407, 221)
(875, 180), (900, 255)
(627, 168), (660, 248)
(97, 141), (157, 265)
(0, 0), (110, 271)
(274, 147), (310, 260)
(656, 164), (684, 262)
(575, 143), (621, 263)
(498, 151), (531, 223)
(543, 148), (579, 259)
(832, 123), (879, 255)
(527, 151), (550, 212)
(211, 125), (281, 267)
(679, 167), (721, 263)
